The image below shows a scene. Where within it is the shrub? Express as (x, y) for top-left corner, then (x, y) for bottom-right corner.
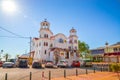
(109, 63), (120, 72)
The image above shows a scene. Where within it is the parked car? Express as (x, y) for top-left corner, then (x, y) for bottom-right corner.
(83, 60), (92, 67)
(8, 59), (18, 67)
(2, 62), (15, 68)
(71, 60), (80, 67)
(32, 61), (42, 68)
(57, 60), (68, 68)
(0, 61), (3, 67)
(18, 60), (28, 68)
(45, 61), (54, 68)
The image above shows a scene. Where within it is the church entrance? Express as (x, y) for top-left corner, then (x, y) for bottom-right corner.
(54, 51), (60, 64)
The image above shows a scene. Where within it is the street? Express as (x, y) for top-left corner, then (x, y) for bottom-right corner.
(0, 67), (95, 80)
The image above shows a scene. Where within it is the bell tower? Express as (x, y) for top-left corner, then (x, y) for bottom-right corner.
(69, 27), (78, 50)
(40, 19), (50, 29)
(39, 19), (53, 38)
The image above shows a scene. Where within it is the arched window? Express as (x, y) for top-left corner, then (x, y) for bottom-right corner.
(45, 50), (47, 54)
(46, 42), (48, 46)
(44, 42), (46, 46)
(44, 34), (48, 38)
(44, 34), (46, 38)
(59, 38), (63, 43)
(46, 34), (48, 38)
(74, 40), (77, 43)
(69, 40), (72, 43)
(44, 42), (48, 46)
(50, 44), (53, 47)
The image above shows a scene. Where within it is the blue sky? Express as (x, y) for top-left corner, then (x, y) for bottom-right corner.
(0, 0), (120, 58)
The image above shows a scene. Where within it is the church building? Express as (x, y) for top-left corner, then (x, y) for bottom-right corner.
(31, 19), (79, 65)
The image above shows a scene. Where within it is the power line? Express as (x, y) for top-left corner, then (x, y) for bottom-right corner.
(0, 36), (29, 39)
(0, 26), (28, 38)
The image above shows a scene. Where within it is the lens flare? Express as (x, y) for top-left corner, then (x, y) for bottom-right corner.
(2, 0), (17, 13)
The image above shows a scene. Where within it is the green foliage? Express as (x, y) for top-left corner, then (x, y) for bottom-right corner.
(93, 59), (103, 62)
(78, 40), (89, 53)
(109, 63), (120, 72)
(78, 40), (90, 58)
(3, 53), (11, 62)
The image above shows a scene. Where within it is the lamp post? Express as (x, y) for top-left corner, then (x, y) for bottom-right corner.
(0, 50), (3, 60)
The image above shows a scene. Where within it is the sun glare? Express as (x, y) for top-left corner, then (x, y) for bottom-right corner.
(2, 0), (17, 13)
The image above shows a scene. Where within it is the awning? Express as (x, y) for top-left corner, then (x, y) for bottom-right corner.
(104, 52), (120, 56)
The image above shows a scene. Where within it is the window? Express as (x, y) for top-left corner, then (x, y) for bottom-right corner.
(50, 44), (53, 47)
(69, 40), (72, 43)
(59, 38), (63, 43)
(74, 40), (77, 43)
(46, 42), (48, 46)
(44, 42), (48, 46)
(46, 34), (48, 38)
(114, 48), (117, 52)
(45, 50), (47, 54)
(75, 46), (77, 50)
(69, 46), (71, 50)
(44, 34), (48, 38)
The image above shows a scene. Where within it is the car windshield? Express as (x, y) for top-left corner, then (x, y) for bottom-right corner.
(60, 61), (67, 63)
(46, 61), (52, 62)
(4, 62), (13, 64)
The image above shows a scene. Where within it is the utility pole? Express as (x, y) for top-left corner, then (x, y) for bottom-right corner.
(30, 37), (32, 57)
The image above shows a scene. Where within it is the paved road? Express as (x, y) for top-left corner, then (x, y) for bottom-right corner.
(0, 67), (96, 80)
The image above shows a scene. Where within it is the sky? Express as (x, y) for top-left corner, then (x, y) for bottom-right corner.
(0, 0), (120, 58)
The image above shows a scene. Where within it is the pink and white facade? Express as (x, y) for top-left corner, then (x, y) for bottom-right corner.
(31, 19), (79, 65)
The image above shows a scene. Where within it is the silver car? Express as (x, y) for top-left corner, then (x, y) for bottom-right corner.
(57, 60), (68, 68)
(45, 61), (54, 68)
(2, 62), (15, 68)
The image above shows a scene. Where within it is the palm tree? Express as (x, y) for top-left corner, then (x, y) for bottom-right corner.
(3, 53), (11, 62)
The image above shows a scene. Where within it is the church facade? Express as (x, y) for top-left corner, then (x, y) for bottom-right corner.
(31, 19), (79, 65)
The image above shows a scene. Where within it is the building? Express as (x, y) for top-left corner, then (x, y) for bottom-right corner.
(90, 47), (104, 61)
(31, 19), (79, 65)
(90, 42), (120, 62)
(104, 42), (120, 62)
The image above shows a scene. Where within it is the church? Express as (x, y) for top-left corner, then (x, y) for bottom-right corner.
(31, 19), (79, 65)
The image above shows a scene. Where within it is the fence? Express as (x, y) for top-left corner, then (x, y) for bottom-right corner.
(0, 66), (110, 80)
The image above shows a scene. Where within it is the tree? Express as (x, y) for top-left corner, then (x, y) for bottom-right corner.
(78, 40), (89, 53)
(3, 53), (11, 62)
(78, 40), (90, 58)
(16, 54), (19, 59)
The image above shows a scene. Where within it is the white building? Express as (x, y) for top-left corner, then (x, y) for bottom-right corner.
(31, 19), (79, 65)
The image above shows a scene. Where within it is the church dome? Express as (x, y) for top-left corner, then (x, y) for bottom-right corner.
(40, 19), (50, 27)
(70, 27), (76, 33)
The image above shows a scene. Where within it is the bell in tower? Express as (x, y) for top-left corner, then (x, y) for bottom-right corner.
(40, 19), (50, 29)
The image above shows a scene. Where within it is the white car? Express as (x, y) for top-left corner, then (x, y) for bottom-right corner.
(57, 60), (68, 68)
(2, 62), (15, 68)
(45, 61), (54, 68)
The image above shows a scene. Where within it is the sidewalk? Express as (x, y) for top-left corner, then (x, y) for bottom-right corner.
(52, 72), (120, 80)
